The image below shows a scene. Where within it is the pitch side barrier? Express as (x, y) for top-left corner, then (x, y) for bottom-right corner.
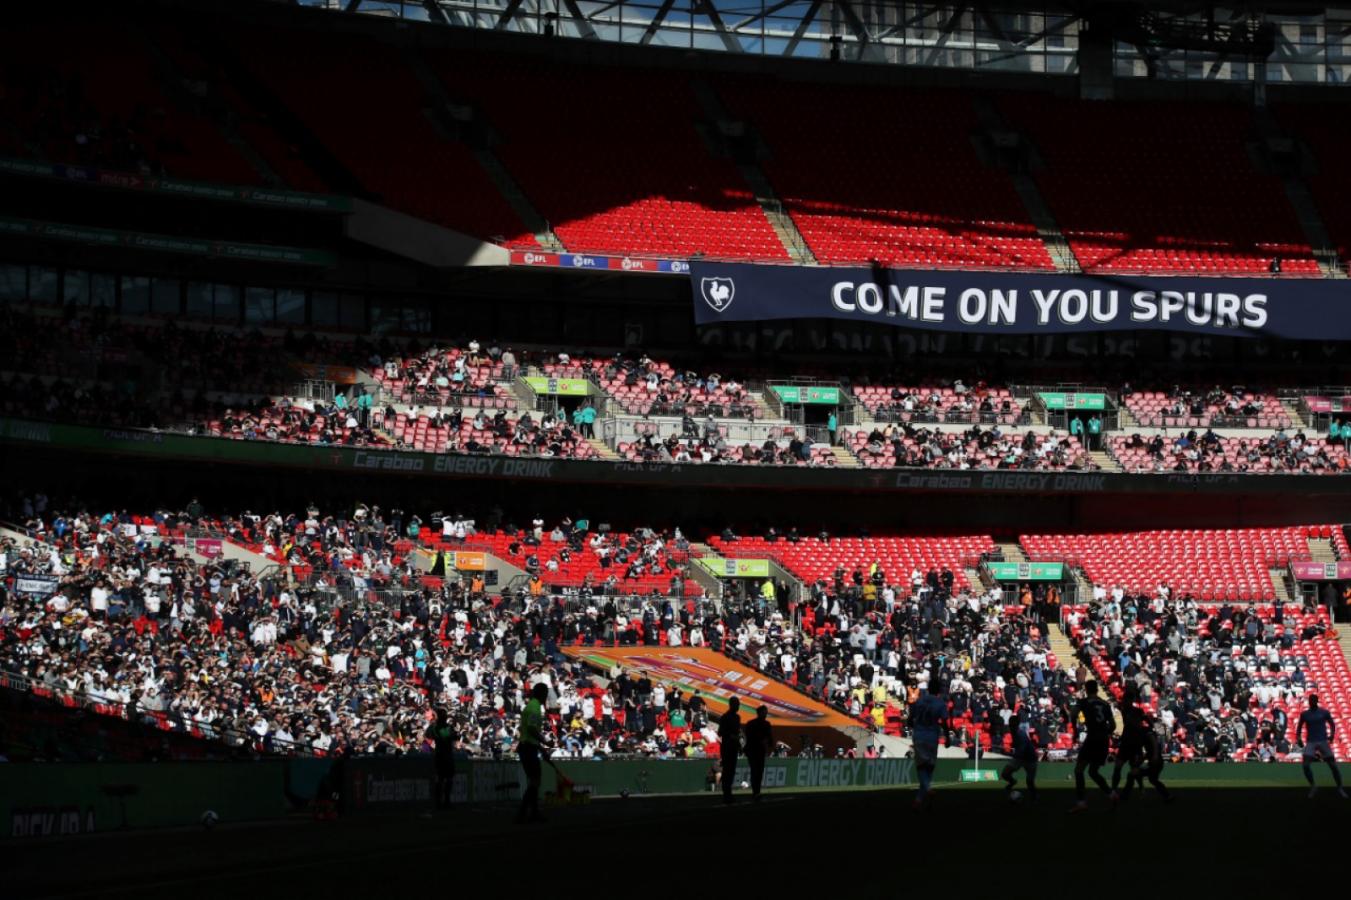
(3, 418), (1350, 499)
(4, 758), (1334, 837)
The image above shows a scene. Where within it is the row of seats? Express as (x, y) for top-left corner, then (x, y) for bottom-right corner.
(1122, 390), (1291, 429)
(1108, 433), (1350, 474)
(707, 535), (994, 593)
(7, 9), (1347, 273)
(1021, 527), (1316, 601)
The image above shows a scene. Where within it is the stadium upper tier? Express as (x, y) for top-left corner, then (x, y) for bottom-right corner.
(2, 9), (1346, 274)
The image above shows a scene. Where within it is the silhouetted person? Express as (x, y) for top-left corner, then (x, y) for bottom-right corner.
(718, 696), (742, 805)
(1298, 693), (1346, 798)
(428, 708), (457, 810)
(1070, 680), (1115, 813)
(516, 682), (549, 824)
(744, 706), (773, 801)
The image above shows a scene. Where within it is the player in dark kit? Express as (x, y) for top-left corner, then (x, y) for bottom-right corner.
(1070, 680), (1115, 813)
(1296, 694), (1348, 799)
(428, 708), (458, 810)
(1000, 711), (1039, 803)
(718, 696), (743, 805)
(743, 706), (774, 801)
(1110, 687), (1170, 804)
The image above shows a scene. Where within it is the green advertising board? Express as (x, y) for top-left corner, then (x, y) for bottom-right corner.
(771, 385), (841, 405)
(695, 557), (771, 579)
(986, 561), (1065, 581)
(1038, 392), (1107, 411)
(523, 377), (590, 396)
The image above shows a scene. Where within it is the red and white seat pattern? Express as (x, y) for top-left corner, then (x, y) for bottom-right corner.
(371, 349), (517, 410)
(851, 384), (1022, 424)
(1003, 96), (1321, 275)
(614, 437), (835, 467)
(1021, 527), (1315, 601)
(706, 535), (995, 593)
(379, 412), (595, 459)
(1108, 433), (1349, 474)
(848, 428), (1087, 470)
(425, 531), (702, 597)
(1122, 390), (1290, 428)
(541, 357), (752, 418)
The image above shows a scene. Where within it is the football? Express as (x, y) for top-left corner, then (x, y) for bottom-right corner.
(1009, 791), (1024, 803)
(200, 810), (219, 829)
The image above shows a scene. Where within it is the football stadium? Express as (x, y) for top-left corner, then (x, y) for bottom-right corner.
(2, 0), (1351, 891)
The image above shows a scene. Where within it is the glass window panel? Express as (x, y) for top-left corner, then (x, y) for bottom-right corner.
(244, 286), (274, 324)
(91, 273), (116, 308)
(186, 282), (213, 319)
(29, 266), (58, 305)
(340, 293), (365, 329)
(310, 291), (339, 328)
(0, 264), (25, 302)
(151, 277), (180, 315)
(213, 284), (240, 322)
(121, 275), (150, 314)
(275, 287), (306, 324)
(63, 270), (91, 306)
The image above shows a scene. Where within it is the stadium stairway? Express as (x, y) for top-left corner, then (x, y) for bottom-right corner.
(140, 25), (281, 188)
(1268, 568), (1296, 604)
(1307, 535), (1337, 563)
(687, 77), (817, 265)
(736, 163), (818, 264)
(839, 724), (914, 757)
(996, 541), (1027, 563)
(1089, 449), (1121, 472)
(584, 437), (621, 461)
(828, 446), (860, 469)
(969, 96), (1081, 274)
(1339, 627), (1351, 680)
(405, 47), (562, 252)
(1281, 398), (1311, 428)
(1252, 107), (1346, 279)
(1047, 622), (1078, 673)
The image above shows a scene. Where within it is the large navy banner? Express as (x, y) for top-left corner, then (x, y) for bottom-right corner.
(689, 262), (1351, 340)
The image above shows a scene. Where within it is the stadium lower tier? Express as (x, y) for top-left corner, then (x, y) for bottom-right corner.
(2, 502), (1348, 763)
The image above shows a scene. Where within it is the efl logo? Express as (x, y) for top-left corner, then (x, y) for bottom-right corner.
(700, 277), (735, 312)
(523, 252), (552, 265)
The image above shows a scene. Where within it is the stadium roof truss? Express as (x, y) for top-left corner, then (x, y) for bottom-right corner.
(304, 0), (1351, 83)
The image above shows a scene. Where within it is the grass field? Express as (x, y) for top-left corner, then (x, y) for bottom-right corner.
(7, 774), (1348, 897)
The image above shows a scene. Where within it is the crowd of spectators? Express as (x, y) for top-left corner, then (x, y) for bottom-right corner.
(371, 340), (518, 409)
(617, 427), (835, 466)
(1066, 593), (1339, 761)
(1120, 384), (1291, 429)
(544, 353), (756, 419)
(379, 408), (596, 458)
(1110, 428), (1350, 474)
(0, 496), (1078, 761)
(851, 381), (1026, 426)
(849, 423), (1098, 471)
